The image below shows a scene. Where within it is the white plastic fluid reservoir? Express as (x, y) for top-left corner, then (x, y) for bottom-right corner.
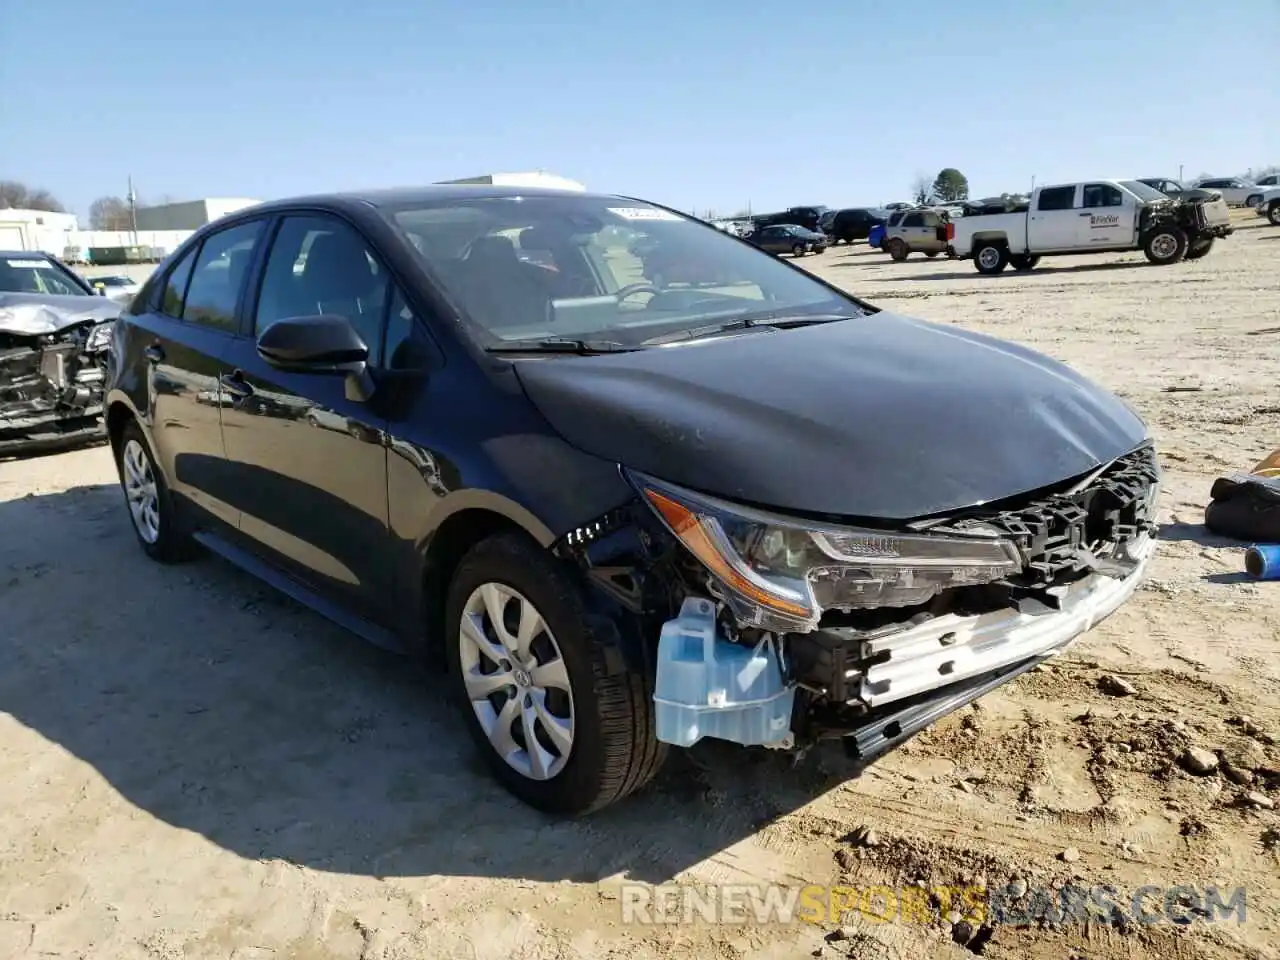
(653, 597), (795, 748)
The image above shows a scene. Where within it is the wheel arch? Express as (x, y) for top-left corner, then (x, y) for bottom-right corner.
(415, 494), (558, 660)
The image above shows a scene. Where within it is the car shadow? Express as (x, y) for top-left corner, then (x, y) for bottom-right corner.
(867, 260), (1147, 282)
(1157, 521), (1240, 547)
(0, 482), (865, 887)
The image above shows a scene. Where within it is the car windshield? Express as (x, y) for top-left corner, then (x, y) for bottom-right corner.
(388, 194), (865, 347)
(1120, 180), (1174, 203)
(0, 256), (90, 296)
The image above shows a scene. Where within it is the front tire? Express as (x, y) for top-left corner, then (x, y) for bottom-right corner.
(1185, 238), (1214, 260)
(1143, 226), (1188, 264)
(888, 238), (909, 261)
(114, 419), (196, 563)
(1246, 194), (1262, 209)
(444, 533), (666, 816)
(792, 243), (805, 257)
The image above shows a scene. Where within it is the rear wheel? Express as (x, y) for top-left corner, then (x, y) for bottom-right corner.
(1009, 254), (1040, 271)
(1143, 226), (1188, 264)
(888, 238), (909, 261)
(974, 243), (1008, 274)
(924, 250), (939, 258)
(1185, 238), (1214, 260)
(792, 243), (805, 257)
(1246, 194), (1262, 209)
(445, 533), (666, 815)
(1269, 201), (1280, 227)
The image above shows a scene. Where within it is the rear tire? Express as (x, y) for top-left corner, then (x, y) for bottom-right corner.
(1246, 194), (1262, 209)
(792, 243), (805, 257)
(1185, 238), (1214, 260)
(1143, 226), (1188, 264)
(1268, 202), (1280, 227)
(888, 238), (909, 261)
(974, 243), (1008, 274)
(444, 532), (666, 816)
(924, 251), (939, 258)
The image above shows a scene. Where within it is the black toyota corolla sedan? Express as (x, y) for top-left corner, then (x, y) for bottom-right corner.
(105, 185), (1159, 815)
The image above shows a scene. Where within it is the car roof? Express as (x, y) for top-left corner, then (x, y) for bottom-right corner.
(246, 183), (625, 216)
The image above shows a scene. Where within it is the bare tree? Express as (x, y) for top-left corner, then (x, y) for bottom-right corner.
(910, 173), (933, 205)
(89, 196), (134, 230)
(0, 180), (66, 212)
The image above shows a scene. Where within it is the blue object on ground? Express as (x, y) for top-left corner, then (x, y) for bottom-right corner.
(1245, 544), (1280, 579)
(868, 223), (886, 249)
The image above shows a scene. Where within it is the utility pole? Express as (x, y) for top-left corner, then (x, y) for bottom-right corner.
(127, 176), (138, 245)
(1178, 163), (1184, 182)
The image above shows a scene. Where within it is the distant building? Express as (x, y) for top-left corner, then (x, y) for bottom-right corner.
(437, 172), (586, 192)
(0, 208), (79, 252)
(135, 197), (262, 231)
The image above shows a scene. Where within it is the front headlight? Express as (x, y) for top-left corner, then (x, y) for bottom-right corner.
(631, 472), (1022, 631)
(84, 320), (115, 352)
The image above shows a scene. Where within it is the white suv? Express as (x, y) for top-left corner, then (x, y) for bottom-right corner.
(1193, 177), (1267, 207)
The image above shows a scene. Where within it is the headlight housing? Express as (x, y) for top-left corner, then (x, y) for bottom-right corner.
(630, 472), (1022, 632)
(84, 320), (115, 353)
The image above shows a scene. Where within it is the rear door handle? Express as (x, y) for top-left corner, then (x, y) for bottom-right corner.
(219, 371), (254, 398)
(144, 343), (164, 363)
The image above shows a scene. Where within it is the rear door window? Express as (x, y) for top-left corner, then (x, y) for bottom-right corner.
(1037, 186), (1076, 211)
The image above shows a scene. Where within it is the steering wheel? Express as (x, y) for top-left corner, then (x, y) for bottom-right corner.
(615, 283), (661, 302)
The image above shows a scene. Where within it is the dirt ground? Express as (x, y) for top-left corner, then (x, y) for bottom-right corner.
(3, 213), (1279, 960)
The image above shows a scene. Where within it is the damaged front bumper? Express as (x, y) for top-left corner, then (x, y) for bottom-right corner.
(643, 444), (1159, 757)
(0, 323), (112, 455)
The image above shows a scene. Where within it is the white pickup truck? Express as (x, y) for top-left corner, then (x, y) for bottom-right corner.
(948, 179), (1234, 274)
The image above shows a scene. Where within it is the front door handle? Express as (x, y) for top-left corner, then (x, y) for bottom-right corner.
(1079, 212), (1093, 217)
(219, 371), (254, 398)
(144, 343), (164, 363)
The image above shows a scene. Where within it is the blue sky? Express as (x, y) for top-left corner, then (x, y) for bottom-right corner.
(3, 0), (1277, 217)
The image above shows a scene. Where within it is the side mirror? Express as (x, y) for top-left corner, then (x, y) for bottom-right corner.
(256, 314), (375, 402)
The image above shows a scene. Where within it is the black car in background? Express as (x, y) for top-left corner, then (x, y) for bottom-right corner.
(826, 208), (889, 244)
(750, 205), (830, 233)
(746, 224), (829, 256)
(105, 184), (1158, 817)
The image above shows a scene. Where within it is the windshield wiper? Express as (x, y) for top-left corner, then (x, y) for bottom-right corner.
(485, 337), (636, 355)
(640, 313), (855, 346)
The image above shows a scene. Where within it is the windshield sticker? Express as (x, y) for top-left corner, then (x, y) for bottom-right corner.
(608, 207), (683, 222)
(7, 259), (51, 269)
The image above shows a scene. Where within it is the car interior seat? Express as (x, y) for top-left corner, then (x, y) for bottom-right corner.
(460, 235), (552, 329)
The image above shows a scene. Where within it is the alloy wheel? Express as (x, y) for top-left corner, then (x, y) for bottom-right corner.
(1149, 233), (1178, 260)
(458, 582), (575, 781)
(122, 438), (160, 544)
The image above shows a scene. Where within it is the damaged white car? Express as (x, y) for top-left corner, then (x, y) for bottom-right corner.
(0, 252), (118, 456)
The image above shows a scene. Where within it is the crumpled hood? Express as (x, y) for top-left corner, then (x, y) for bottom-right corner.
(512, 312), (1149, 520)
(0, 292), (121, 336)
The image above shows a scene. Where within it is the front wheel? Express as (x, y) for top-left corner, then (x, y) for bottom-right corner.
(114, 419), (197, 563)
(445, 533), (667, 815)
(792, 243), (806, 257)
(1185, 238), (1214, 260)
(888, 238), (909, 261)
(1246, 195), (1262, 209)
(1143, 226), (1188, 264)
